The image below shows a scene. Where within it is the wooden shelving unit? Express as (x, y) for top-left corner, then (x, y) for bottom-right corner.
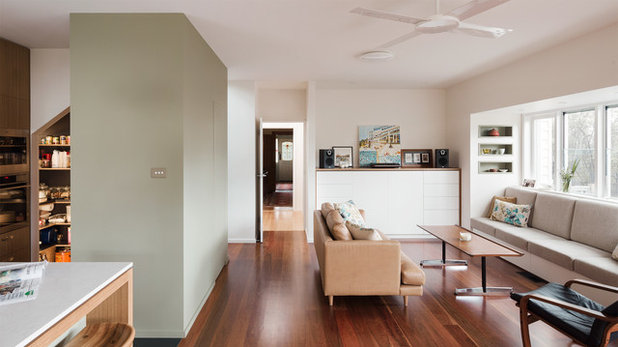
(31, 107), (72, 262)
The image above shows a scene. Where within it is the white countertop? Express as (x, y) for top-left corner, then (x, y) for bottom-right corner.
(0, 262), (133, 347)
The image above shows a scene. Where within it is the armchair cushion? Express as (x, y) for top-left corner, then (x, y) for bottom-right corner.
(325, 210), (353, 241)
(511, 283), (609, 347)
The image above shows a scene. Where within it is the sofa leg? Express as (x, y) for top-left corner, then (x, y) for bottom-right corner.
(329, 296), (334, 306)
(403, 296), (408, 306)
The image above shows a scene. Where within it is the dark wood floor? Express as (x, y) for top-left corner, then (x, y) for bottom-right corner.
(179, 230), (610, 346)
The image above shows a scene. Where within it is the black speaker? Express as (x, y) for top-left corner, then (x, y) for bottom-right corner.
(319, 149), (335, 168)
(435, 149), (449, 168)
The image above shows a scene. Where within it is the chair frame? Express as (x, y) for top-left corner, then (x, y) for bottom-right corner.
(517, 279), (618, 347)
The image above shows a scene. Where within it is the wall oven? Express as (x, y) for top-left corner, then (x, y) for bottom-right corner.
(0, 129), (28, 175)
(0, 172), (29, 234)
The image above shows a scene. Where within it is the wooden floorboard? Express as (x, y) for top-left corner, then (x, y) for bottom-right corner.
(180, 231), (616, 347)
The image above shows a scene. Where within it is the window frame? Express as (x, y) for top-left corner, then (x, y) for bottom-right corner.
(523, 101), (618, 199)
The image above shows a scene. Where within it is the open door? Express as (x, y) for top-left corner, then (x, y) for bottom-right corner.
(255, 117), (264, 242)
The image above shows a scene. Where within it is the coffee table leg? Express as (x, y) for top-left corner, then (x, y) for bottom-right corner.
(455, 256), (513, 296)
(421, 241), (468, 267)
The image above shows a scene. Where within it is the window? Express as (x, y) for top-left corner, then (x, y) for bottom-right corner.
(563, 109), (596, 195)
(281, 141), (293, 161)
(607, 106), (618, 198)
(531, 116), (556, 187)
(525, 102), (618, 200)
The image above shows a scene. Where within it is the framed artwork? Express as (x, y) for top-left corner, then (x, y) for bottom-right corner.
(359, 125), (401, 167)
(332, 146), (353, 168)
(401, 149), (432, 168)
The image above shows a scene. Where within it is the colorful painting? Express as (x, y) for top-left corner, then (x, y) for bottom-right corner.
(359, 125), (401, 167)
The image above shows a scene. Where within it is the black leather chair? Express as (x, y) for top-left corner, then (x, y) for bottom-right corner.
(511, 279), (618, 347)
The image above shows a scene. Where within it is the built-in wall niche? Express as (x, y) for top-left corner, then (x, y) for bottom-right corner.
(479, 161), (513, 174)
(479, 144), (513, 156)
(478, 126), (513, 137)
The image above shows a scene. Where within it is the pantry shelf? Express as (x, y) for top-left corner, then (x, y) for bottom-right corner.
(39, 222), (71, 231)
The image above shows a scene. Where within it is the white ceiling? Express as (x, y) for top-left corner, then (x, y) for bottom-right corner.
(1, 0), (618, 88)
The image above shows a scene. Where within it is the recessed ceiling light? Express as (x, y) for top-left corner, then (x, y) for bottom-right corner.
(359, 50), (394, 61)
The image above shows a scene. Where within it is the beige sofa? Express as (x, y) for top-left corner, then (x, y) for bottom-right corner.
(471, 186), (618, 304)
(313, 206), (425, 306)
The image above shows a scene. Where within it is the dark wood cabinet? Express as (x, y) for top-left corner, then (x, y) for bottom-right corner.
(0, 37), (30, 130)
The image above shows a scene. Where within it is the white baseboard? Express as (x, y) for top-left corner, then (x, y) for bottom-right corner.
(228, 238), (256, 243)
(183, 279), (216, 337)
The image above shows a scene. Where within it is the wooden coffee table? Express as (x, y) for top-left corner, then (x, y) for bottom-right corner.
(418, 225), (523, 296)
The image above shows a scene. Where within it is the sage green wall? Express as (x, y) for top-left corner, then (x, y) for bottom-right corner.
(71, 13), (227, 337)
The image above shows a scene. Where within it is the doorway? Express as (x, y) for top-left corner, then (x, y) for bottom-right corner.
(260, 122), (304, 234)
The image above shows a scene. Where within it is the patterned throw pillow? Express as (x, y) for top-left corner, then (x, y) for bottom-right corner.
(334, 200), (366, 227)
(345, 221), (382, 241)
(486, 196), (517, 218)
(491, 200), (532, 227)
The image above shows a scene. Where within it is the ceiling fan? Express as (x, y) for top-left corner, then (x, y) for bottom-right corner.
(351, 0), (512, 48)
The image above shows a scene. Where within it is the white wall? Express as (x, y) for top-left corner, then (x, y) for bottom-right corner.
(315, 89), (446, 168)
(30, 49), (70, 132)
(446, 22), (618, 227)
(228, 81), (257, 243)
(257, 89), (306, 122)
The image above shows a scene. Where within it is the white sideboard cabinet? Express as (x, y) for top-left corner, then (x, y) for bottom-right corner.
(316, 168), (460, 237)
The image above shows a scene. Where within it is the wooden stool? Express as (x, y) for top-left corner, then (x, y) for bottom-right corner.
(65, 323), (135, 347)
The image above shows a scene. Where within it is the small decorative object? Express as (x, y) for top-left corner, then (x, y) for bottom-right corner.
(488, 128), (500, 136)
(522, 179), (536, 188)
(332, 146), (353, 168)
(401, 149), (432, 168)
(498, 148), (506, 155)
(498, 168), (508, 172)
(459, 231), (472, 241)
(560, 159), (580, 192)
(482, 148), (491, 155)
(359, 125), (401, 167)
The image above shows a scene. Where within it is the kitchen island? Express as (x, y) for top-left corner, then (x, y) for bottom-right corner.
(0, 262), (133, 347)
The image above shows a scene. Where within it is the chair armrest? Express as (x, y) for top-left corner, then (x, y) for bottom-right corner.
(323, 240), (401, 295)
(520, 294), (618, 323)
(565, 279), (618, 294)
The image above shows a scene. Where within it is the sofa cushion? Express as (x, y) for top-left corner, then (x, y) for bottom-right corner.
(401, 252), (425, 286)
(334, 200), (366, 226)
(613, 244), (618, 261)
(321, 202), (335, 219)
(494, 224), (563, 251)
(490, 200), (532, 227)
(571, 200), (618, 253)
(573, 257), (618, 287)
(530, 193), (576, 239)
(470, 217), (502, 236)
(504, 186), (537, 223)
(486, 196), (517, 218)
(325, 210), (353, 241)
(345, 221), (382, 241)
(527, 240), (609, 270)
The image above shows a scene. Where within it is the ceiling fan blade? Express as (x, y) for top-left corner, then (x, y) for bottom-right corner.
(350, 7), (424, 25)
(378, 30), (422, 48)
(456, 22), (509, 38)
(446, 0), (510, 21)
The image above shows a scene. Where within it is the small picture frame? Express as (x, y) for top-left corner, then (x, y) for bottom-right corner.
(522, 179), (536, 188)
(401, 149), (432, 168)
(332, 146), (353, 168)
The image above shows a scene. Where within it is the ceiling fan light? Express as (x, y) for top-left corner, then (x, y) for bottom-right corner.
(359, 50), (394, 61)
(458, 27), (508, 38)
(416, 15), (460, 34)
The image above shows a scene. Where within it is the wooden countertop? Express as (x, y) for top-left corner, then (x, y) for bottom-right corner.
(316, 167), (460, 172)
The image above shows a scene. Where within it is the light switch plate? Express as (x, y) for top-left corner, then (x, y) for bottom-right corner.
(151, 168), (167, 178)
